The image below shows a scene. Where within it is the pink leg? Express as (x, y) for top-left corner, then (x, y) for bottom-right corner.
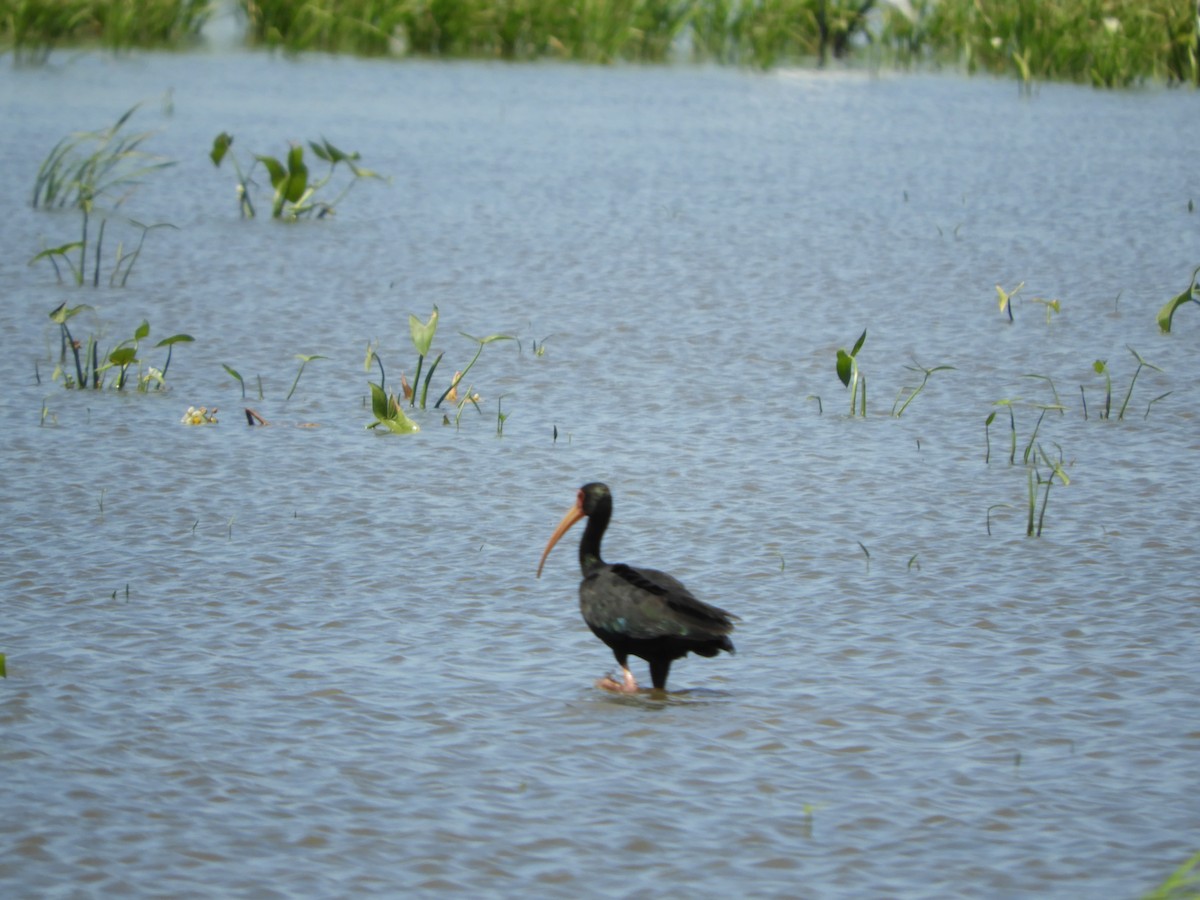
(596, 665), (639, 693)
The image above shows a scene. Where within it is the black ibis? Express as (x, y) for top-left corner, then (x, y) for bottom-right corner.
(536, 483), (736, 693)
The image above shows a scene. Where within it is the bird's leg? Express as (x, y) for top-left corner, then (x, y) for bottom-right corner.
(596, 665), (639, 693)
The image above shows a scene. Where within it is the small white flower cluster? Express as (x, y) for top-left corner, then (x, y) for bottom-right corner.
(181, 406), (218, 425)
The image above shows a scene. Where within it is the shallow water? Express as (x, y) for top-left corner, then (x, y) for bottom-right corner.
(2, 52), (1200, 898)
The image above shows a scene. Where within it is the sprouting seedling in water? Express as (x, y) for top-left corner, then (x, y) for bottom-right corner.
(1030, 296), (1061, 325)
(1028, 443), (1070, 537)
(495, 394), (509, 436)
(434, 332), (515, 409)
(985, 399), (1017, 465)
(996, 282), (1024, 322)
(1092, 359), (1113, 419)
(1156, 264), (1200, 333)
(407, 306), (440, 409)
(836, 328), (867, 416)
(286, 354), (327, 401)
(892, 357), (955, 417)
(223, 363), (246, 399)
(1116, 345), (1162, 421)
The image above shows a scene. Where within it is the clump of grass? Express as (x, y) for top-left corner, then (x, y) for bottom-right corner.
(880, 0), (1199, 87)
(30, 104), (176, 288)
(240, 0), (877, 67)
(211, 133), (387, 220)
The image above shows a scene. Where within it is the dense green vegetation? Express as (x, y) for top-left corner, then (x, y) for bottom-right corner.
(2, 0), (1197, 86)
(0, 0), (208, 59)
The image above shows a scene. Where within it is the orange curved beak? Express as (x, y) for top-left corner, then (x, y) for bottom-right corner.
(536, 500), (585, 578)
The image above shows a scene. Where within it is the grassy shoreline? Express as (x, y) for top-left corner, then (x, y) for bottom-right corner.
(2, 1), (1197, 86)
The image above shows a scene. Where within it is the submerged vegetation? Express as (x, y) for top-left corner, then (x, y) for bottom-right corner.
(3, 0), (1197, 86)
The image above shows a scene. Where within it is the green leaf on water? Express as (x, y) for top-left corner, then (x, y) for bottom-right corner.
(850, 328), (867, 358)
(0, 653), (6, 677)
(409, 306), (439, 357)
(109, 346), (137, 366)
(256, 155), (286, 190)
(284, 144), (308, 203)
(836, 349), (853, 387)
(134, 320), (150, 341)
(155, 334), (194, 348)
(1156, 265), (1200, 333)
(48, 302), (92, 324)
(368, 382), (419, 433)
(211, 132), (233, 167)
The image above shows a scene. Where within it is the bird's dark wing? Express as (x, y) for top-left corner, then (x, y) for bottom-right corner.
(581, 563), (736, 642)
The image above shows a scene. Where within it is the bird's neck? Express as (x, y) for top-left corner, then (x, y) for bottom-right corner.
(579, 512), (607, 574)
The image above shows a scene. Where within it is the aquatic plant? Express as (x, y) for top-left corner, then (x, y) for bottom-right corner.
(495, 394), (510, 436)
(182, 406), (219, 425)
(285, 354), (327, 401)
(995, 281), (1023, 322)
(367, 382), (420, 434)
(2, 0), (210, 57)
(892, 358), (955, 417)
(223, 364), (247, 399)
(1117, 346), (1163, 420)
(1156, 264), (1200, 333)
(49, 305), (191, 391)
(836, 328), (868, 416)
(880, 0), (1200, 87)
(1142, 848), (1200, 900)
(434, 332), (515, 409)
(31, 104), (175, 287)
(1030, 296), (1061, 325)
(210, 133), (386, 220)
(407, 306), (441, 409)
(984, 399), (1017, 464)
(1092, 359), (1114, 419)
(1027, 444), (1070, 537)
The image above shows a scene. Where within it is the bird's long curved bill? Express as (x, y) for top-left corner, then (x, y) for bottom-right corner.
(536, 503), (584, 578)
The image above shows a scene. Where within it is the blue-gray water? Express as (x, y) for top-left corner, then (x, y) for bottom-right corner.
(2, 52), (1199, 898)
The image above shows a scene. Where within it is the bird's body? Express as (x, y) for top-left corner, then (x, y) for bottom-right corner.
(537, 483), (736, 693)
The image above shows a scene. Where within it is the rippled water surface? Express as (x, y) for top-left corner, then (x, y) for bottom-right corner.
(2, 52), (1200, 898)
